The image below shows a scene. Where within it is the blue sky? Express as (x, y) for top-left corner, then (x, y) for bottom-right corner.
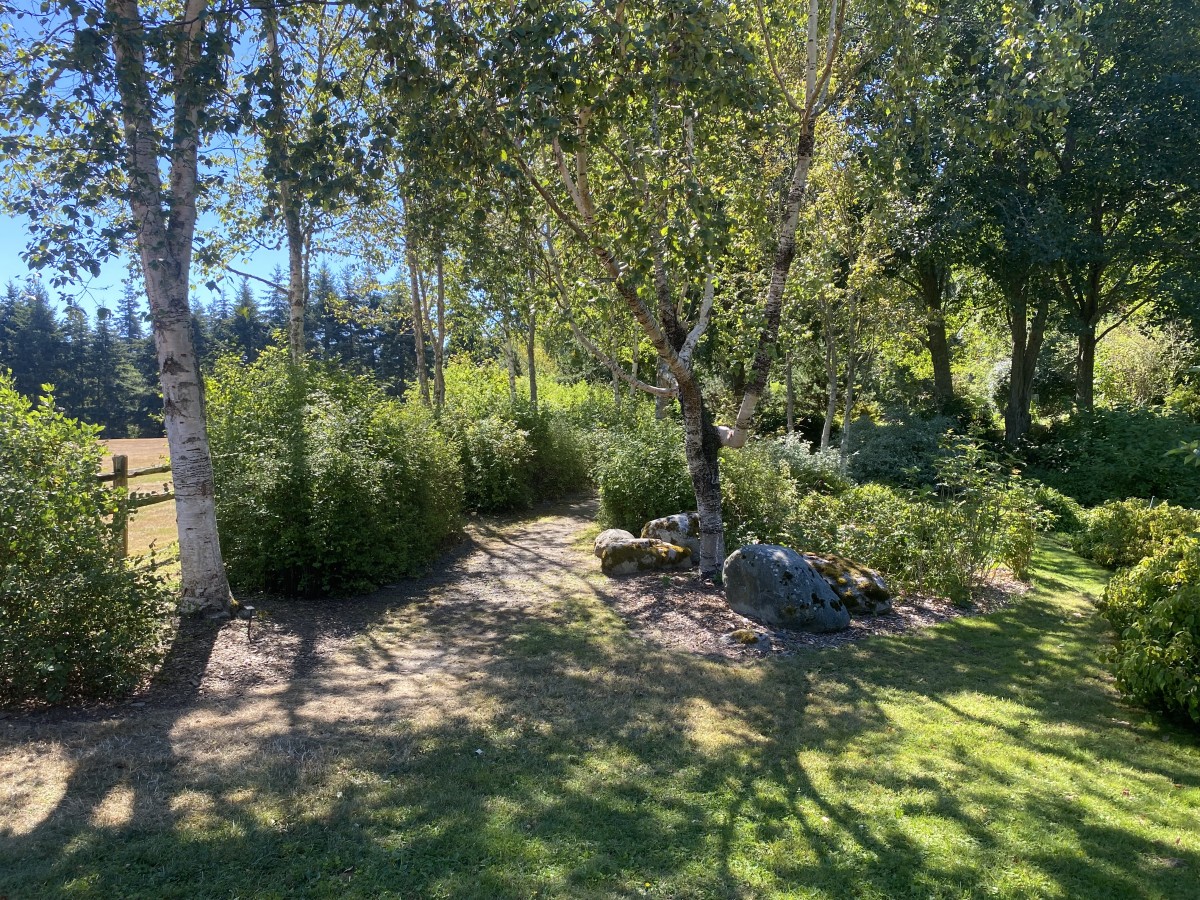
(0, 211), (290, 318)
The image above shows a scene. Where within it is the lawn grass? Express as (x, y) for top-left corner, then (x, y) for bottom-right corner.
(2, 538), (1197, 898)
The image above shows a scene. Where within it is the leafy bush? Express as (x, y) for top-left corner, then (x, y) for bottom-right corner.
(788, 441), (1044, 602)
(1072, 499), (1200, 569)
(1, 373), (171, 704)
(594, 418), (693, 533)
(457, 416), (534, 511)
(1100, 538), (1200, 724)
(207, 350), (463, 597)
(1029, 480), (1086, 534)
(1023, 408), (1200, 507)
(719, 443), (798, 548)
(439, 359), (591, 511)
(844, 415), (957, 488)
(765, 435), (852, 495)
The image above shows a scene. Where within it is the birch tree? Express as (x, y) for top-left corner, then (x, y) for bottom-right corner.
(368, 0), (857, 577)
(1, 0), (234, 613)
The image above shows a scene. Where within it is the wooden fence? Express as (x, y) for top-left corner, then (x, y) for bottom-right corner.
(97, 454), (174, 559)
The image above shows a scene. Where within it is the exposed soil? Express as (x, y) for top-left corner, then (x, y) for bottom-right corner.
(6, 494), (1028, 728)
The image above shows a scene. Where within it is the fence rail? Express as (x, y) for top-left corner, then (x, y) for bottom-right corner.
(100, 454), (175, 559)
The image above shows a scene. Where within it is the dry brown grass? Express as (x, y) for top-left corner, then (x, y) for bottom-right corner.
(102, 437), (178, 568)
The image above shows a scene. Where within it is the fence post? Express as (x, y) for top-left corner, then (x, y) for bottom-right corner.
(113, 454), (129, 559)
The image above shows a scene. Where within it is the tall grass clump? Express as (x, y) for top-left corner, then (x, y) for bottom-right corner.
(207, 349), (463, 597)
(1, 373), (171, 704)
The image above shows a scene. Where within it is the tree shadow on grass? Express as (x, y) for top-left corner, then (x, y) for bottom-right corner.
(2, 502), (1198, 898)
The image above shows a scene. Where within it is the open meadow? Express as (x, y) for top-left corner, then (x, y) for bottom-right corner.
(101, 438), (176, 564)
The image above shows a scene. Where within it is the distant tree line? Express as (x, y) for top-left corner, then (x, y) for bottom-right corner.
(0, 264), (425, 437)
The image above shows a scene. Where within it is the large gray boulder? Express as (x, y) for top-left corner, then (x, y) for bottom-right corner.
(641, 512), (701, 560)
(722, 545), (850, 632)
(594, 529), (692, 576)
(798, 551), (892, 616)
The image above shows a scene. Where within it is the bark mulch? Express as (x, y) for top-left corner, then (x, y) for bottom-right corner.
(594, 566), (1031, 660)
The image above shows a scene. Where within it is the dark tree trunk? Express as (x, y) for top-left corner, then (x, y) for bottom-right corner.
(1004, 280), (1050, 446)
(785, 352), (795, 434)
(678, 374), (724, 578)
(915, 259), (953, 409)
(1075, 322), (1097, 412)
(526, 305), (537, 412)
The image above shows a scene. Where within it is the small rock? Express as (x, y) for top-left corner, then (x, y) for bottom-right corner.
(594, 528), (637, 558)
(597, 537), (692, 576)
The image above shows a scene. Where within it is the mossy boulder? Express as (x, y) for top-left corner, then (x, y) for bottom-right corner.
(722, 545), (850, 633)
(595, 528), (637, 558)
(798, 551), (892, 616)
(595, 529), (692, 576)
(641, 512), (701, 561)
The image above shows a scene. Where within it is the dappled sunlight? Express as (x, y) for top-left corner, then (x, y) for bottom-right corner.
(88, 784), (135, 829)
(0, 742), (71, 837)
(2, 500), (1198, 898)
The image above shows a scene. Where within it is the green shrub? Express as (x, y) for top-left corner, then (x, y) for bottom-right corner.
(1072, 499), (1200, 569)
(459, 416), (534, 511)
(844, 415), (957, 488)
(787, 441), (1045, 603)
(0, 373), (171, 704)
(526, 408), (591, 499)
(1023, 408), (1200, 507)
(439, 359), (591, 510)
(207, 349), (463, 597)
(720, 443), (798, 548)
(1100, 538), (1200, 724)
(1029, 480), (1086, 534)
(765, 435), (852, 495)
(594, 418), (693, 533)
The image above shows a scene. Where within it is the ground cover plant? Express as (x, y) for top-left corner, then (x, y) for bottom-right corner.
(2, 506), (1198, 899)
(1101, 537), (1200, 724)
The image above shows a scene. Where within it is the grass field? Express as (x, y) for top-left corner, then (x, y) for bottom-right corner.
(1, 524), (1197, 899)
(101, 438), (177, 563)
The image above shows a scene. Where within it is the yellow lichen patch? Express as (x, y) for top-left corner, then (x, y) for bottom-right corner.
(730, 628), (760, 645)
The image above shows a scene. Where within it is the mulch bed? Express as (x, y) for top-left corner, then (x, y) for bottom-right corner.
(596, 569), (1031, 659)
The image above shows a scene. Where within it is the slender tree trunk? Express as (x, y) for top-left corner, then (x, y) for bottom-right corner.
(728, 124), (817, 445)
(839, 352), (857, 467)
(820, 319), (838, 452)
(433, 250), (446, 410)
(526, 304), (538, 412)
(784, 351), (795, 434)
(677, 373), (725, 577)
(284, 218), (305, 360)
(504, 327), (518, 402)
(1004, 282), (1050, 446)
(1076, 321), (1097, 412)
(108, 0), (231, 615)
(655, 359), (672, 419)
(258, 3), (305, 362)
(405, 247), (430, 406)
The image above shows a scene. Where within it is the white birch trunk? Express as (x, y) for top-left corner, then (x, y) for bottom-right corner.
(108, 0), (231, 614)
